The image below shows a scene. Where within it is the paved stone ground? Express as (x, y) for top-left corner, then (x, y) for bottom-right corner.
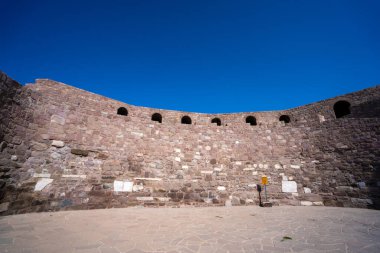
(0, 206), (380, 253)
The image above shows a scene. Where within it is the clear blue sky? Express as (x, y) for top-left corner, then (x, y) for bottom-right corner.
(1, 0), (379, 113)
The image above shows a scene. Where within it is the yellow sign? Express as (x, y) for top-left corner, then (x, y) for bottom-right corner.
(261, 175), (268, 185)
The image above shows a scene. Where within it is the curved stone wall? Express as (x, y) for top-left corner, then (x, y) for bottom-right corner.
(0, 71), (379, 215)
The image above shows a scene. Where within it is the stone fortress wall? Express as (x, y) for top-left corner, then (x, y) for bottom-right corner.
(0, 71), (379, 215)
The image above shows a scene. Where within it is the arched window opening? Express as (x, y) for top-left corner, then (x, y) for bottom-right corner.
(117, 107), (128, 116)
(279, 115), (290, 124)
(181, 116), (192, 125)
(211, 118), (221, 126)
(334, 100), (351, 118)
(151, 113), (162, 123)
(245, 116), (257, 126)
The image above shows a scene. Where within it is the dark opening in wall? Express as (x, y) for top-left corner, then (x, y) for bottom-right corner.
(151, 113), (162, 123)
(211, 118), (221, 126)
(117, 107), (128, 116)
(181, 116), (192, 124)
(246, 116), (257, 126)
(334, 100), (351, 118)
(279, 115), (290, 124)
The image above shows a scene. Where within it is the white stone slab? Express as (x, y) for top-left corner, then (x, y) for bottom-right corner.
(131, 132), (144, 137)
(156, 197), (171, 202)
(282, 181), (297, 193)
(136, 197), (154, 201)
(51, 140), (65, 147)
(217, 186), (226, 191)
(123, 181), (133, 192)
(201, 171), (213, 174)
(318, 114), (326, 123)
(301, 201), (313, 206)
(113, 180), (124, 192)
(62, 174), (86, 179)
(114, 181), (133, 192)
(33, 173), (51, 178)
(134, 177), (162, 181)
(34, 178), (53, 191)
(290, 165), (300, 169)
(304, 187), (312, 194)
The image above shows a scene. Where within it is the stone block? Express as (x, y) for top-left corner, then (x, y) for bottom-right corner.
(34, 178), (53, 191)
(31, 142), (48, 151)
(136, 197), (154, 201)
(262, 202), (272, 207)
(134, 177), (162, 181)
(33, 173), (51, 178)
(51, 140), (65, 147)
(132, 184), (143, 192)
(282, 181), (297, 193)
(114, 181), (133, 192)
(0, 202), (10, 212)
(71, 149), (89, 156)
(303, 187), (311, 194)
(246, 199), (254, 204)
(50, 115), (65, 125)
(155, 197), (171, 202)
(301, 201), (313, 206)
(231, 196), (240, 206)
(62, 174), (86, 179)
(217, 186), (226, 191)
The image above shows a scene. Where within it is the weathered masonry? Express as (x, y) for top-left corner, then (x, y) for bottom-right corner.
(0, 71), (379, 215)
